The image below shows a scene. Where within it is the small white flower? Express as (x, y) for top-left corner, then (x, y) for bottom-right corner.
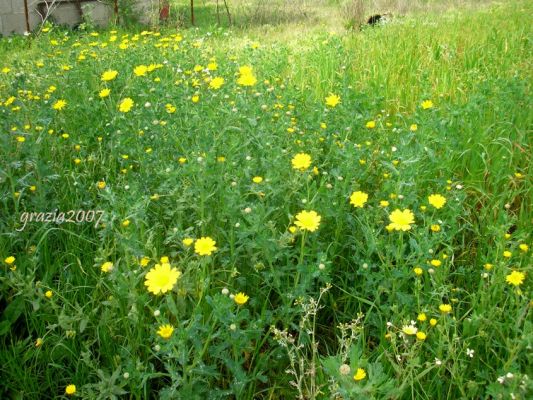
(221, 287), (229, 295)
(246, 156), (252, 161)
(229, 323), (237, 331)
(235, 222), (240, 228)
(244, 207), (252, 213)
(123, 372), (130, 379)
(466, 348), (474, 358)
(497, 376), (505, 384)
(318, 263), (325, 270)
(339, 364), (351, 375)
(153, 310), (160, 317)
(506, 372), (514, 379)
(435, 358), (442, 366)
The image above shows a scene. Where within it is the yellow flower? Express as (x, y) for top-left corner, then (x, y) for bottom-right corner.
(295, 210), (321, 232)
(484, 263), (493, 270)
(379, 200), (389, 207)
(157, 324), (174, 339)
(421, 100), (433, 109)
(416, 331), (427, 341)
(4, 256), (15, 265)
(119, 97), (134, 112)
(52, 99), (67, 110)
(519, 244), (529, 252)
(402, 325), (418, 335)
(35, 338), (43, 347)
(417, 313), (427, 322)
(414, 267), (423, 276)
(386, 209), (415, 231)
(160, 256), (169, 264)
(429, 318), (437, 326)
(366, 120), (376, 129)
(134, 65), (148, 76)
(234, 292), (249, 305)
(101, 70), (118, 81)
(237, 66), (257, 86)
(291, 153), (312, 171)
(439, 304), (452, 314)
(209, 77), (224, 89)
(194, 237), (217, 256)
(65, 384), (76, 395)
(252, 176), (263, 184)
(165, 103), (176, 113)
(99, 88), (111, 98)
(410, 124), (418, 132)
(325, 93), (340, 108)
(191, 95), (200, 103)
(145, 263), (182, 295)
(45, 290), (53, 298)
(182, 238), (194, 246)
(430, 259), (442, 267)
(428, 194), (446, 209)
(140, 257), (150, 267)
(239, 66), (253, 75)
(353, 368), (366, 381)
(101, 261), (113, 273)
(349, 191), (368, 208)
(503, 251), (512, 258)
(97, 181), (106, 189)
(238, 73), (257, 86)
(505, 270), (525, 286)
(288, 226), (297, 234)
(431, 224), (441, 232)
(122, 219), (130, 227)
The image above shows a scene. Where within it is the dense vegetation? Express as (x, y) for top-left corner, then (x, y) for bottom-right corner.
(1, 0), (531, 398)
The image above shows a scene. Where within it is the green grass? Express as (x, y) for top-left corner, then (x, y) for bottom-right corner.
(0, 1), (532, 399)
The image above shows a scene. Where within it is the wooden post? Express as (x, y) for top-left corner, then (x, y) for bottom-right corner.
(23, 0), (31, 33)
(75, 0), (84, 21)
(190, 0), (195, 26)
(114, 0), (119, 24)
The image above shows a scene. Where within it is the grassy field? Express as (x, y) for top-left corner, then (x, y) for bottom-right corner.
(0, 0), (532, 398)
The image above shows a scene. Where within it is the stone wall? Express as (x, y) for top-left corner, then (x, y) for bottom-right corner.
(0, 0), (117, 36)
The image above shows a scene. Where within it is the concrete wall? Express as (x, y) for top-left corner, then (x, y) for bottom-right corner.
(0, 0), (141, 36)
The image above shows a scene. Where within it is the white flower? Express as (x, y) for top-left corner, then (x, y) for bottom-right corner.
(435, 358), (442, 366)
(466, 348), (474, 358)
(339, 364), (351, 375)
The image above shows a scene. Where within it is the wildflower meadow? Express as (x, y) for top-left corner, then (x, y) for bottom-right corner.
(0, 0), (531, 398)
